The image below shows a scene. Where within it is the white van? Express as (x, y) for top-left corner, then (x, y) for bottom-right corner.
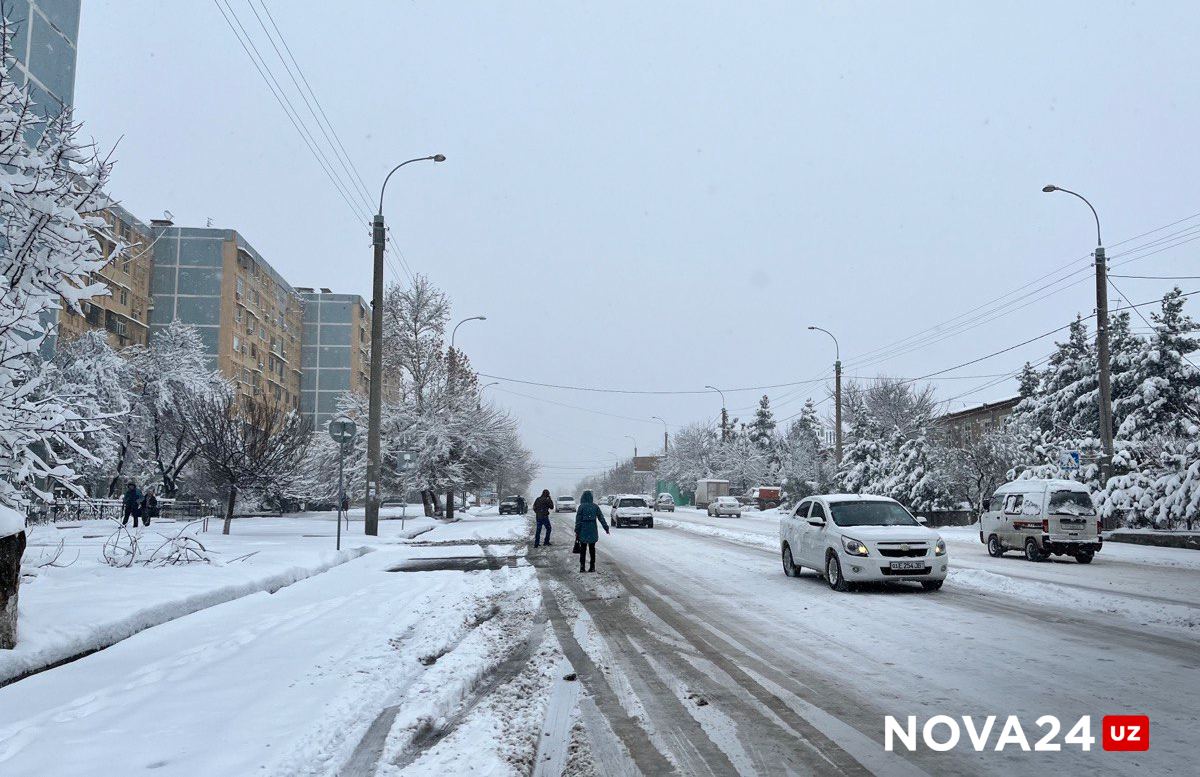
(980, 479), (1102, 563)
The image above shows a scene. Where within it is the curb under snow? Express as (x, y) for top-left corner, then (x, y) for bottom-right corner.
(0, 546), (373, 688)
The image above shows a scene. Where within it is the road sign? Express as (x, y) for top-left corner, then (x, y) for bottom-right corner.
(1060, 450), (1081, 470)
(328, 416), (357, 446)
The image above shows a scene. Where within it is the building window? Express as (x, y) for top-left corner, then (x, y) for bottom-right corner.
(236, 278), (244, 297)
(236, 308), (243, 323)
(233, 335), (240, 353)
(120, 289), (128, 305)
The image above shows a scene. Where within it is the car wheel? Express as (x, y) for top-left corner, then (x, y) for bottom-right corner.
(782, 544), (800, 577)
(1024, 538), (1044, 562)
(825, 552), (851, 592)
(1074, 550), (1094, 564)
(987, 534), (1004, 557)
(647, 520), (654, 529)
(921, 580), (944, 592)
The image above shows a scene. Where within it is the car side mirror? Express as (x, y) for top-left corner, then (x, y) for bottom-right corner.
(915, 515), (928, 525)
(981, 498), (991, 511)
(807, 516), (825, 527)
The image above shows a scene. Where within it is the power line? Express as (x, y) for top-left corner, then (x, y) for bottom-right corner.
(1110, 274), (1200, 280)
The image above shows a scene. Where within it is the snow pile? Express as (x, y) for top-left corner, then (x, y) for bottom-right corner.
(655, 517), (777, 550)
(0, 505), (22, 539)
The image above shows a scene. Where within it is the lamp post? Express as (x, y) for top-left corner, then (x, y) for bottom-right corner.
(807, 326), (842, 464)
(625, 434), (638, 459)
(1043, 184), (1114, 488)
(651, 416), (669, 453)
(478, 381), (499, 411)
(445, 315), (486, 522)
(705, 385), (728, 441)
(366, 153), (445, 536)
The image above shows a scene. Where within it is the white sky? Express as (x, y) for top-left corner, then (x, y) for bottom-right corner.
(75, 1), (1200, 494)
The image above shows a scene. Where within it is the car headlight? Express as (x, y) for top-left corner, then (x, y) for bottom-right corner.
(934, 539), (947, 556)
(842, 537), (869, 556)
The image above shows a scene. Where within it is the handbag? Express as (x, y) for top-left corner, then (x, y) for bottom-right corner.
(572, 538), (581, 553)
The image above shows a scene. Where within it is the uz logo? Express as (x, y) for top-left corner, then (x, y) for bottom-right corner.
(1102, 715), (1150, 752)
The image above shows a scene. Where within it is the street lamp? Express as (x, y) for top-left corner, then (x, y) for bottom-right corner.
(366, 153), (445, 536)
(1043, 184), (1113, 487)
(451, 315), (487, 350)
(625, 434), (638, 459)
(807, 326), (842, 465)
(705, 385), (728, 441)
(651, 416), (669, 453)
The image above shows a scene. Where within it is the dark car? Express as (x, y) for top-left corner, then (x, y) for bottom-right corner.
(499, 496), (522, 515)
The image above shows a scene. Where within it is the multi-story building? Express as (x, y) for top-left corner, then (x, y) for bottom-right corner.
(296, 288), (371, 429)
(149, 222), (304, 409)
(7, 0), (79, 116)
(934, 397), (1021, 446)
(56, 204), (155, 350)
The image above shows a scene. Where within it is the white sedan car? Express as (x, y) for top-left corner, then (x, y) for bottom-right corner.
(707, 496), (742, 517)
(779, 494), (948, 592)
(555, 495), (577, 513)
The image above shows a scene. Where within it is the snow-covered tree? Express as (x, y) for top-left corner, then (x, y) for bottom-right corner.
(0, 20), (115, 511)
(1114, 288), (1200, 442)
(748, 395), (776, 448)
(657, 422), (721, 494)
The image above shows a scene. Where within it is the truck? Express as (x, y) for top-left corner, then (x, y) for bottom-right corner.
(749, 486), (782, 510)
(694, 479), (731, 509)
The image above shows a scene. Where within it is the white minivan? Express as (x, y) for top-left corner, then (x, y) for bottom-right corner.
(779, 494), (948, 592)
(980, 479), (1101, 563)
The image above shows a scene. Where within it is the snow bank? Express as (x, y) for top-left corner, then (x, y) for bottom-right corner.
(0, 505), (23, 539)
(654, 517), (776, 550)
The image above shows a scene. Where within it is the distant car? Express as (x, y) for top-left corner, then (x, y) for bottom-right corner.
(600, 495), (614, 506)
(980, 479), (1101, 563)
(707, 496), (742, 518)
(779, 494), (948, 592)
(499, 496), (521, 515)
(612, 496), (654, 528)
(655, 493), (676, 512)
(555, 495), (577, 513)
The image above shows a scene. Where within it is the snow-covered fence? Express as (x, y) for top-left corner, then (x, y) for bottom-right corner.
(29, 498), (209, 525)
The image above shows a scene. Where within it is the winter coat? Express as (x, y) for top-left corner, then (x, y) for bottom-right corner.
(122, 486), (142, 509)
(142, 494), (159, 518)
(516, 496), (527, 514)
(574, 491), (608, 544)
(533, 492), (554, 519)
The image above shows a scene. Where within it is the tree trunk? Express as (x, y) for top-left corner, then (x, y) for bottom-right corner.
(224, 485), (238, 535)
(445, 488), (455, 521)
(1, 531), (27, 650)
(421, 490), (433, 518)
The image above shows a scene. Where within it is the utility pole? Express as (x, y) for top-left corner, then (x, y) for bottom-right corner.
(652, 416), (669, 453)
(808, 326), (842, 464)
(367, 154), (445, 536)
(1043, 185), (1114, 487)
(706, 385), (728, 441)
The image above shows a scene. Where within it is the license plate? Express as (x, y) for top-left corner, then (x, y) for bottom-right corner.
(890, 560), (925, 571)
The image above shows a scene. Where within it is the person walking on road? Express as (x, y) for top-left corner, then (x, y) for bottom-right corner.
(574, 490), (609, 572)
(533, 489), (554, 547)
(121, 482), (143, 528)
(516, 495), (528, 516)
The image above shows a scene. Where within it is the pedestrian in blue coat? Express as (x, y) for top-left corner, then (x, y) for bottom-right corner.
(574, 490), (609, 573)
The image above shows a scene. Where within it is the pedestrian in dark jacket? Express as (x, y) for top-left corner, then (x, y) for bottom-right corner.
(533, 489), (554, 547)
(141, 488), (159, 527)
(574, 490), (609, 572)
(516, 495), (527, 515)
(121, 482), (143, 527)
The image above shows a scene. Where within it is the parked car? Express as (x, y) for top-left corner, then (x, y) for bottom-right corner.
(599, 495), (614, 506)
(655, 493), (676, 512)
(499, 496), (521, 515)
(779, 494), (948, 592)
(980, 479), (1101, 563)
(612, 496), (654, 528)
(555, 495), (577, 513)
(694, 479), (730, 509)
(707, 496), (742, 518)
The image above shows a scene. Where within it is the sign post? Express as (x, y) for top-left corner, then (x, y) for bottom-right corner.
(328, 416), (358, 551)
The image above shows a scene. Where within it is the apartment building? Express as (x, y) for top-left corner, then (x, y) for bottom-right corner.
(297, 288), (371, 429)
(56, 204), (155, 349)
(149, 223), (304, 409)
(7, 0), (79, 118)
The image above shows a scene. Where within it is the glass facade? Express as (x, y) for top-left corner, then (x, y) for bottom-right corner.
(8, 1), (79, 115)
(299, 291), (370, 429)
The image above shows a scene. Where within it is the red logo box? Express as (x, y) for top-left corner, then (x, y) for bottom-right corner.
(1102, 715), (1150, 751)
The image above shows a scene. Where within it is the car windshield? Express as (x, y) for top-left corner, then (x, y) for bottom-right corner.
(716, 497), (737, 505)
(1048, 490), (1095, 516)
(618, 499), (645, 508)
(829, 501), (919, 527)
(557, 497), (573, 502)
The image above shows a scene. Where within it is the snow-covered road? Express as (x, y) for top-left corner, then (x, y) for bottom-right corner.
(532, 507), (1197, 776)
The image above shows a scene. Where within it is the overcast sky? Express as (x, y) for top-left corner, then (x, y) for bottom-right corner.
(76, 1), (1200, 494)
